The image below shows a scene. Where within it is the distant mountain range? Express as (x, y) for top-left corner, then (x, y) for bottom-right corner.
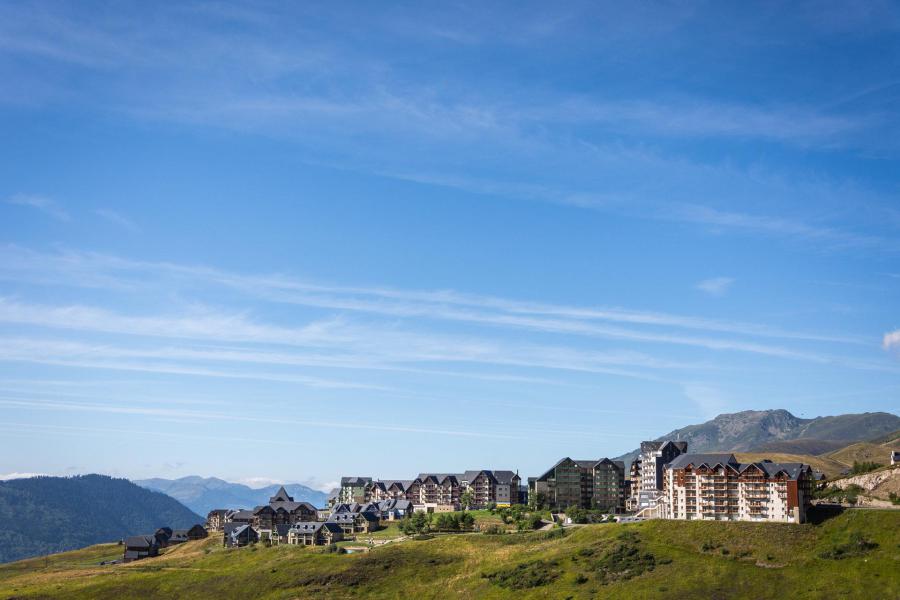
(134, 476), (328, 516)
(614, 409), (900, 468)
(0, 474), (202, 564)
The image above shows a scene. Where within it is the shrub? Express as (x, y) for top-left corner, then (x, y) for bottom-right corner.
(483, 560), (560, 589)
(850, 461), (881, 475)
(819, 533), (879, 560)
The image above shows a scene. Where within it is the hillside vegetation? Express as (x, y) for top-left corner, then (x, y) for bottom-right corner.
(0, 475), (203, 564)
(0, 510), (897, 599)
(825, 430), (900, 469)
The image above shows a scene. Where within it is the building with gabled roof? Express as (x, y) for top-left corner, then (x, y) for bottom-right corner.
(662, 454), (814, 523)
(123, 535), (159, 563)
(224, 523), (259, 547)
(287, 521), (344, 546)
(338, 477), (373, 504)
(529, 457), (625, 511)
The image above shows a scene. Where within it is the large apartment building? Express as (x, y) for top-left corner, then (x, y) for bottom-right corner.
(338, 469), (521, 510)
(662, 453), (814, 523)
(529, 457), (625, 512)
(629, 440), (688, 513)
(338, 477), (373, 504)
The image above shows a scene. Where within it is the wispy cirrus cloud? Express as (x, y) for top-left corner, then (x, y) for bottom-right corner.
(0, 246), (866, 346)
(4, 194), (69, 221)
(696, 277), (735, 297)
(94, 209), (138, 231)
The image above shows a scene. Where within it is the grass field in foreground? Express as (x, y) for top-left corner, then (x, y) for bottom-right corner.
(0, 509), (897, 599)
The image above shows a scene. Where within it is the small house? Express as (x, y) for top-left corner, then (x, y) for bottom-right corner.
(123, 535), (159, 563)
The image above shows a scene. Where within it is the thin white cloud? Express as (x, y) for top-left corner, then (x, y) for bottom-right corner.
(5, 194), (69, 221)
(94, 208), (138, 231)
(696, 277), (735, 297)
(0, 471), (45, 480)
(883, 330), (900, 351)
(0, 245), (867, 346)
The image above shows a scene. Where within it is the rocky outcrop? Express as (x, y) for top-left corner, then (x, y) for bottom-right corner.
(830, 466), (899, 496)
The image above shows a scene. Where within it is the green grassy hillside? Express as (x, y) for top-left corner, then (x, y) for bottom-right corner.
(825, 433), (900, 469)
(1, 510), (897, 599)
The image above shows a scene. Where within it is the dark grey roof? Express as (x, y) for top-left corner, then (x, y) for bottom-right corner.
(417, 473), (460, 484)
(229, 509), (256, 520)
(223, 523), (246, 535)
(738, 462), (809, 479)
(666, 453), (738, 469)
(269, 486), (294, 503)
(640, 441), (664, 453)
(124, 535), (157, 549)
(340, 476), (373, 486)
(270, 500), (316, 513)
(169, 531), (189, 542)
(322, 522), (343, 534)
(375, 479), (416, 492)
(378, 499), (413, 511)
(207, 509), (229, 517)
(327, 513), (356, 523)
(273, 523), (292, 537)
(491, 470), (519, 485)
(291, 521), (324, 532)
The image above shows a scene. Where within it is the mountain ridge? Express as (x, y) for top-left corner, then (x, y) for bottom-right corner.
(134, 476), (327, 516)
(0, 474), (202, 564)
(613, 409), (900, 468)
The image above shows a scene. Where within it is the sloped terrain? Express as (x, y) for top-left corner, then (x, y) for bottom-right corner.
(0, 475), (203, 564)
(0, 510), (897, 599)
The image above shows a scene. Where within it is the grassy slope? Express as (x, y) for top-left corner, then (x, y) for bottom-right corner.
(733, 452), (846, 478)
(0, 510), (897, 599)
(826, 437), (900, 468)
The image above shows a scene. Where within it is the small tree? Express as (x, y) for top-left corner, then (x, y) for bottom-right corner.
(460, 489), (475, 510)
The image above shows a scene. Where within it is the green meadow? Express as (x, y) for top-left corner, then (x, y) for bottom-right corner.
(1, 509), (897, 599)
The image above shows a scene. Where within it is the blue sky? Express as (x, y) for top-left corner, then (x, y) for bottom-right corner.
(1, 1), (899, 491)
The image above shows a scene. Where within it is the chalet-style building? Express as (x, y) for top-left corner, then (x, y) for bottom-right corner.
(327, 509), (381, 534)
(343, 469), (520, 511)
(154, 527), (173, 547)
(207, 486), (317, 536)
(631, 441), (688, 515)
(529, 457), (626, 511)
(662, 454), (814, 523)
(371, 480), (419, 503)
(205, 509), (232, 531)
(123, 535), (159, 563)
(169, 524), (208, 544)
(459, 470), (521, 507)
(287, 522), (344, 546)
(376, 498), (414, 520)
(338, 477), (373, 504)
(224, 523), (259, 547)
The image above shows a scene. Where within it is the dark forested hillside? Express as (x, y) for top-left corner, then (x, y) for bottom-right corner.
(0, 474), (202, 563)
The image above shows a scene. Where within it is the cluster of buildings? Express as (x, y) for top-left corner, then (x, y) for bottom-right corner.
(330, 470), (523, 510)
(122, 524), (207, 562)
(207, 486), (416, 548)
(125, 441), (820, 562)
(330, 450), (816, 524)
(527, 442), (815, 524)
